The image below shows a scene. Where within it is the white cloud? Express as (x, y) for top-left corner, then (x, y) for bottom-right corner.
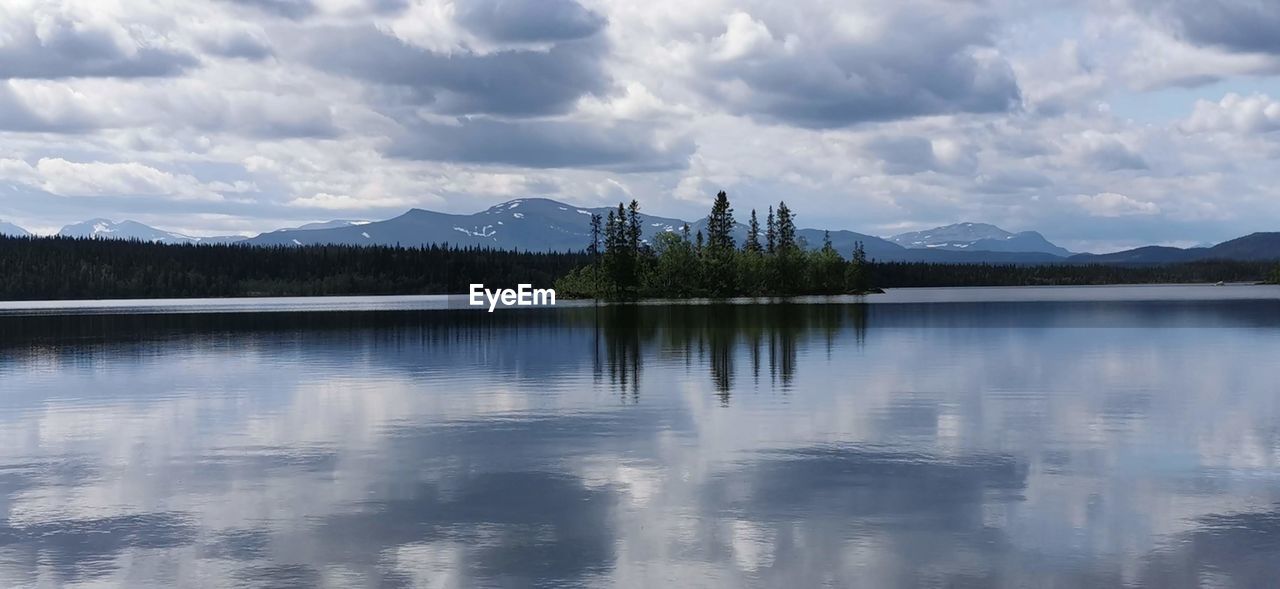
(0, 157), (232, 201)
(1070, 192), (1160, 217)
(289, 192), (417, 210)
(31, 158), (226, 201)
(1182, 93), (1280, 135)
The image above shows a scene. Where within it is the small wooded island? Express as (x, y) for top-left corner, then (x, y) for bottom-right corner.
(555, 192), (878, 299)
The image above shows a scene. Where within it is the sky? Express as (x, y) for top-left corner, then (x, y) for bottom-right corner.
(1, 0), (1279, 252)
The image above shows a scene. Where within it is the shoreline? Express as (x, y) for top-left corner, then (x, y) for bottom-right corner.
(0, 283), (1277, 318)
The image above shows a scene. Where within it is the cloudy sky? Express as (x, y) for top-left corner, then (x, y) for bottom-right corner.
(1, 0), (1279, 251)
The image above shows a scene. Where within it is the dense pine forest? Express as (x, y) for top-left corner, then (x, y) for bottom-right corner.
(0, 236), (586, 301)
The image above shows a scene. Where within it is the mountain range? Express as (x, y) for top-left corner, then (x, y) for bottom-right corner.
(0, 220), (29, 237)
(2, 198), (1277, 263)
(888, 222), (1072, 256)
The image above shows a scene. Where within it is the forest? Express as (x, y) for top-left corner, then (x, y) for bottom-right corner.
(0, 236), (586, 301)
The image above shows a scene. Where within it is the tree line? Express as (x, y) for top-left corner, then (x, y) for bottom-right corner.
(0, 235), (586, 301)
(872, 260), (1278, 288)
(555, 192), (875, 299)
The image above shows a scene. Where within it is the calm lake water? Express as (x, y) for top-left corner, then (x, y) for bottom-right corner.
(1, 285), (1279, 587)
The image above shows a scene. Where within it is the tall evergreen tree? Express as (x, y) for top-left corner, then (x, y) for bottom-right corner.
(776, 201), (796, 252)
(765, 206), (777, 255)
(707, 191), (736, 252)
(626, 200), (642, 255)
(588, 213), (602, 260)
(704, 191), (738, 296)
(745, 209), (762, 253)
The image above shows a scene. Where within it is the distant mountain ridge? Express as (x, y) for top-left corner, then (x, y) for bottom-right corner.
(1068, 233), (1280, 263)
(890, 222), (1073, 257)
(56, 219), (247, 245)
(0, 220), (29, 237)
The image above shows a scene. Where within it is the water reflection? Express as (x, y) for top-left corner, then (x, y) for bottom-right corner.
(0, 297), (1278, 587)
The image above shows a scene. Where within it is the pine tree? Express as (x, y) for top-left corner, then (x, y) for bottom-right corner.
(765, 206), (776, 255)
(707, 191), (736, 252)
(626, 200), (642, 255)
(588, 213), (602, 260)
(745, 209), (761, 253)
(776, 201), (796, 252)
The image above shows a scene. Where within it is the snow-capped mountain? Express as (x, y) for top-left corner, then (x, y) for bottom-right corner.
(0, 220), (30, 237)
(57, 219), (247, 245)
(889, 222), (1072, 256)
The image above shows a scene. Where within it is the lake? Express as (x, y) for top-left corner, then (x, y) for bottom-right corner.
(1, 285), (1279, 587)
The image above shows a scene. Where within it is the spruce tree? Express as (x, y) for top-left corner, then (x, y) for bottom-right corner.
(707, 191), (736, 252)
(776, 201), (796, 252)
(746, 209), (761, 253)
(765, 206), (776, 255)
(626, 200), (642, 254)
(588, 213), (602, 260)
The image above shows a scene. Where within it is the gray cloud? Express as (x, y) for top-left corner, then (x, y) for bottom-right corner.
(867, 136), (940, 175)
(0, 85), (96, 132)
(1138, 0), (1280, 55)
(0, 16), (196, 79)
(220, 0), (317, 20)
(200, 30), (274, 60)
(697, 10), (1020, 128)
(456, 0), (606, 43)
(303, 26), (609, 117)
(1085, 141), (1149, 171)
(387, 118), (693, 172)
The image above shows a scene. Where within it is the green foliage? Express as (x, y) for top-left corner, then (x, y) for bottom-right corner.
(845, 241), (871, 293)
(1269, 264), (1280, 284)
(807, 232), (846, 295)
(648, 231), (701, 297)
(565, 193), (878, 300)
